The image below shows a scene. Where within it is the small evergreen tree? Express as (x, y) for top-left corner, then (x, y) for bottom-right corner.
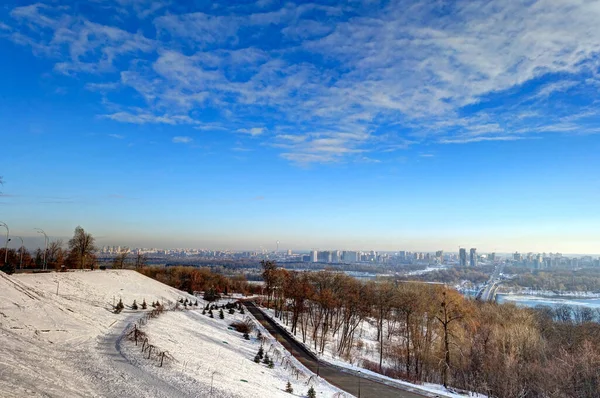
(263, 354), (270, 365)
(141, 299), (147, 309)
(194, 300), (199, 307)
(179, 298), (183, 303)
(204, 303), (209, 310)
(258, 346), (264, 359)
(202, 309), (206, 315)
(268, 358), (274, 369)
(115, 298), (124, 313)
(307, 386), (316, 398)
(209, 309), (214, 318)
(243, 333), (250, 340)
(229, 308), (235, 315)
(240, 307), (245, 314)
(285, 381), (293, 393)
(131, 300), (138, 310)
(151, 301), (156, 308)
(254, 354), (261, 363)
(219, 309), (224, 319)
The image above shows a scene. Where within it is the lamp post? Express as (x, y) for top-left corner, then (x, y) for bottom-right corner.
(0, 221), (8, 264)
(34, 228), (48, 270)
(358, 370), (361, 398)
(15, 236), (24, 269)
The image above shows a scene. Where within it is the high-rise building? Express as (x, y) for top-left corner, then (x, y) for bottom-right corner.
(489, 252), (496, 262)
(331, 250), (340, 263)
(342, 251), (360, 263)
(459, 248), (467, 266)
(311, 250), (318, 263)
(470, 248), (477, 267)
(287, 249), (293, 256)
(317, 251), (331, 263)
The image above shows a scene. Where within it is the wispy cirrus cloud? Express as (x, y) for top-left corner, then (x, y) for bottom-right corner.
(172, 136), (193, 144)
(4, 0), (600, 163)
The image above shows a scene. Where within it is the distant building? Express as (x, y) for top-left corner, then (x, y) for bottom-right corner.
(470, 248), (477, 267)
(342, 251), (360, 263)
(489, 252), (496, 262)
(287, 249), (293, 256)
(311, 250), (318, 263)
(331, 250), (340, 263)
(459, 248), (467, 266)
(317, 251), (331, 263)
(513, 252), (522, 262)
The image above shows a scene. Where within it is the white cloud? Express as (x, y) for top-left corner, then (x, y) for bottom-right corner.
(172, 136), (193, 144)
(108, 133), (125, 139)
(237, 127), (265, 136)
(6, 0), (600, 161)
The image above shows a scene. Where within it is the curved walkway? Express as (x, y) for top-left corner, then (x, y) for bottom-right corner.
(245, 302), (431, 398)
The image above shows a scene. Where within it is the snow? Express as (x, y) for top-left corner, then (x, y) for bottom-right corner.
(261, 307), (486, 398)
(0, 270), (348, 398)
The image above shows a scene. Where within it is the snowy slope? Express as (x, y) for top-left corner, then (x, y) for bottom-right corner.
(0, 270), (348, 398)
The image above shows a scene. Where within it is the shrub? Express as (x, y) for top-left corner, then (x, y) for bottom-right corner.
(263, 354), (270, 365)
(219, 309), (224, 319)
(230, 319), (255, 334)
(254, 354), (261, 363)
(131, 300), (138, 310)
(258, 346), (264, 359)
(243, 333), (250, 340)
(209, 310), (214, 318)
(141, 299), (147, 310)
(307, 386), (316, 398)
(229, 308), (235, 315)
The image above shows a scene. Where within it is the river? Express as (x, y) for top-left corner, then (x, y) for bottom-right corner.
(497, 294), (600, 309)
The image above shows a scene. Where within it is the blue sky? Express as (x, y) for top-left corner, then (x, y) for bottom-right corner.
(1, 0), (600, 253)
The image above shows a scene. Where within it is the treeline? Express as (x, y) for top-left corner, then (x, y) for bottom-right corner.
(137, 266), (256, 296)
(261, 261), (600, 398)
(407, 265), (493, 285)
(503, 266), (600, 292)
(0, 226), (97, 272)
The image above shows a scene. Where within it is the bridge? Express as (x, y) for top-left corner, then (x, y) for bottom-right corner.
(476, 263), (504, 302)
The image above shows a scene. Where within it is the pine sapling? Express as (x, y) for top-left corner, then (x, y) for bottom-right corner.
(285, 381), (293, 394)
(131, 300), (138, 310)
(219, 309), (224, 319)
(268, 358), (274, 369)
(263, 354), (270, 365)
(254, 354), (261, 363)
(307, 386), (316, 398)
(258, 346), (264, 359)
(141, 299), (147, 309)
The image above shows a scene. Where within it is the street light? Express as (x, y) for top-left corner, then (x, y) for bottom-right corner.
(15, 236), (24, 269)
(358, 370), (361, 398)
(0, 221), (8, 264)
(34, 228), (48, 270)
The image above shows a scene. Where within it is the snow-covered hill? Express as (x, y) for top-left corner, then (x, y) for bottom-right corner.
(0, 270), (346, 398)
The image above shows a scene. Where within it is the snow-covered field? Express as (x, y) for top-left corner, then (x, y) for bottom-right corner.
(261, 307), (485, 398)
(0, 270), (347, 398)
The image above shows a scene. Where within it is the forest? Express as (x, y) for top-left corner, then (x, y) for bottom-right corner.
(259, 261), (600, 398)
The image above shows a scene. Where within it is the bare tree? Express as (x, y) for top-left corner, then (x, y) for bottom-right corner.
(135, 251), (147, 269)
(68, 226), (97, 269)
(113, 247), (129, 269)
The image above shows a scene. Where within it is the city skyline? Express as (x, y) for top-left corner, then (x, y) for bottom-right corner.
(2, 0), (600, 252)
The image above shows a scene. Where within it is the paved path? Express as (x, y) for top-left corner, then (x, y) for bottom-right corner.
(245, 302), (430, 398)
